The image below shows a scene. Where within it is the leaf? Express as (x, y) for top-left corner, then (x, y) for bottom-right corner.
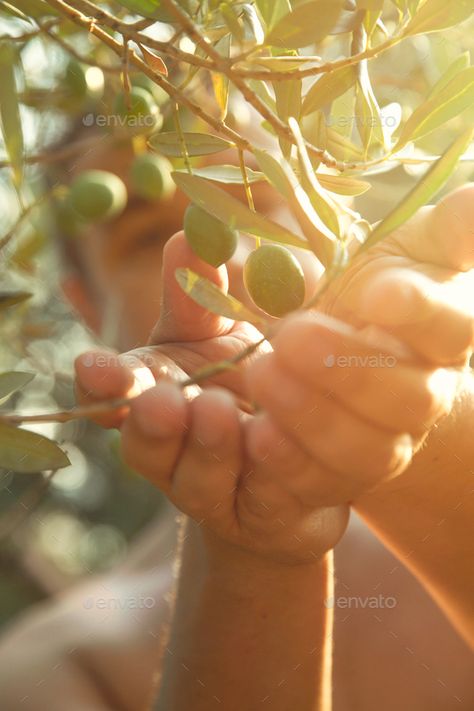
(211, 35), (231, 120)
(172, 172), (309, 250)
(255, 0), (291, 30)
(0, 423), (70, 474)
(317, 173), (371, 196)
(394, 67), (474, 151)
(404, 0), (474, 36)
(115, 0), (197, 21)
(266, 0), (345, 49)
(140, 46), (168, 76)
(253, 149), (337, 265)
(427, 52), (470, 99)
(0, 43), (24, 189)
(149, 132), (234, 157)
(302, 65), (357, 117)
(247, 55), (322, 71)
(0, 372), (35, 403)
(361, 127), (474, 251)
(175, 165), (264, 184)
(289, 117), (341, 237)
(0, 291), (32, 310)
(355, 62), (385, 154)
(273, 77), (302, 158)
(175, 268), (263, 325)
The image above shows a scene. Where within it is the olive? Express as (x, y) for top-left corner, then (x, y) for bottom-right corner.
(130, 154), (175, 201)
(69, 170), (127, 222)
(184, 204), (238, 267)
(243, 244), (305, 317)
(61, 60), (104, 111)
(113, 87), (162, 134)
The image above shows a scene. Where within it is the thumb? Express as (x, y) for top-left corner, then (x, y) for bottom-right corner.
(151, 231), (234, 345)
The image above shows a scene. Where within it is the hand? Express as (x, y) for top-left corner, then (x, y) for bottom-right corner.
(246, 185), (474, 506)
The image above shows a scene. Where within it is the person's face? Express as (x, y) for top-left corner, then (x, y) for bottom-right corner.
(64, 139), (189, 351)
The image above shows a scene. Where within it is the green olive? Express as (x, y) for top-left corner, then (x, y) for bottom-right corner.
(184, 204), (238, 267)
(113, 87), (162, 134)
(244, 244), (305, 317)
(130, 154), (175, 201)
(131, 75), (168, 107)
(61, 60), (104, 111)
(69, 170), (127, 222)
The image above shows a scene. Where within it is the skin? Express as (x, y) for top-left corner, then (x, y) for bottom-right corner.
(0, 137), (472, 710)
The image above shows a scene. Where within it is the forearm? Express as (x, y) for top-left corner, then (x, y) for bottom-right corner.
(154, 519), (333, 711)
(355, 372), (474, 646)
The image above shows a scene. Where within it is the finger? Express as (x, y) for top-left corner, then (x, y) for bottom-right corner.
(245, 414), (356, 507)
(151, 231), (233, 345)
(120, 382), (189, 491)
(358, 268), (474, 365)
(247, 355), (413, 494)
(399, 184), (474, 272)
(169, 389), (242, 527)
(74, 349), (155, 428)
(267, 313), (457, 436)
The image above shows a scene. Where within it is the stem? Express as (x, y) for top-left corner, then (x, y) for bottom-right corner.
(174, 103), (193, 175)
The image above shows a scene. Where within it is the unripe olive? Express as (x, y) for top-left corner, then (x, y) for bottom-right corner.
(61, 60), (104, 111)
(130, 154), (175, 201)
(69, 170), (127, 222)
(114, 87), (162, 134)
(131, 75), (168, 107)
(244, 244), (305, 317)
(184, 204), (238, 267)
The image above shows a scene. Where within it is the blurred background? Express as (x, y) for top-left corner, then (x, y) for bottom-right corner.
(1, 1), (473, 631)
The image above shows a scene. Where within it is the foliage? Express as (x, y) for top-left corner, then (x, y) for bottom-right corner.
(0, 0), (473, 477)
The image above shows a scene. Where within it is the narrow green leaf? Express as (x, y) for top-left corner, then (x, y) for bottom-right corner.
(427, 52), (471, 99)
(0, 423), (70, 474)
(355, 63), (385, 154)
(404, 0), (474, 36)
(0, 372), (35, 403)
(317, 173), (371, 196)
(175, 268), (263, 325)
(302, 66), (357, 117)
(253, 149), (337, 266)
(149, 132), (234, 157)
(255, 0), (291, 31)
(211, 35), (231, 120)
(0, 44), (24, 189)
(0, 291), (32, 310)
(361, 127), (474, 251)
(266, 0), (345, 49)
(172, 172), (309, 250)
(247, 55), (322, 71)
(175, 165), (264, 184)
(115, 0), (198, 21)
(395, 67), (474, 151)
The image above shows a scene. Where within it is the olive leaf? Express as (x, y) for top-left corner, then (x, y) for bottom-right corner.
(211, 35), (231, 120)
(404, 0), (474, 36)
(172, 171), (309, 250)
(361, 127), (474, 251)
(355, 63), (385, 154)
(175, 268), (264, 325)
(0, 372), (35, 403)
(427, 52), (471, 99)
(266, 0), (345, 49)
(175, 165), (264, 184)
(317, 173), (371, 196)
(247, 55), (322, 71)
(394, 67), (474, 151)
(255, 0), (291, 31)
(0, 43), (24, 189)
(253, 149), (337, 266)
(149, 132), (234, 157)
(302, 65), (357, 117)
(0, 291), (32, 310)
(0, 423), (70, 474)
